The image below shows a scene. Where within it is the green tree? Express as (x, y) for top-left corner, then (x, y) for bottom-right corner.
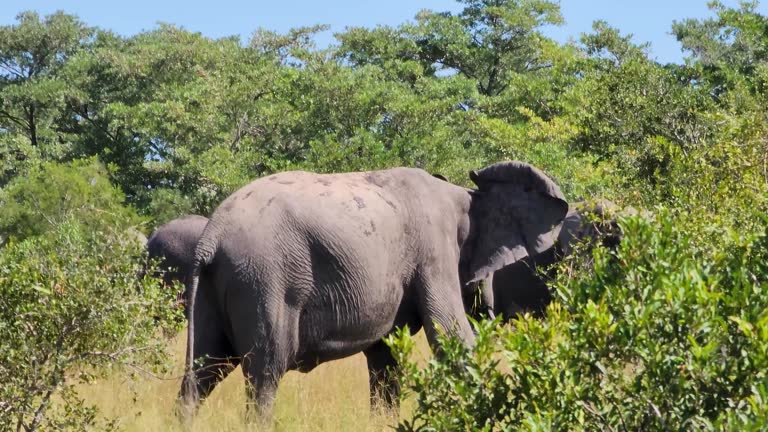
(338, 0), (565, 104)
(0, 11), (92, 152)
(411, 0), (563, 97)
(560, 22), (713, 193)
(673, 0), (768, 97)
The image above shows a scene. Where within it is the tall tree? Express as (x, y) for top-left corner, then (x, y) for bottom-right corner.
(0, 11), (92, 150)
(338, 0), (563, 97)
(412, 0), (563, 96)
(672, 1), (768, 97)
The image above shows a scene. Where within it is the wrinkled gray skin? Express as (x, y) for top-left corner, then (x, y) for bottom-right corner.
(431, 173), (497, 321)
(145, 215), (209, 308)
(483, 199), (622, 320)
(179, 161), (568, 422)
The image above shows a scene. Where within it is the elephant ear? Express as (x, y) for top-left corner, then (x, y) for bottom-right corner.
(465, 161), (569, 283)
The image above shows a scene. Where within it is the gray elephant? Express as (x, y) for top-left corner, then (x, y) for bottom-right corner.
(144, 215), (209, 309)
(485, 199), (622, 320)
(179, 161), (568, 421)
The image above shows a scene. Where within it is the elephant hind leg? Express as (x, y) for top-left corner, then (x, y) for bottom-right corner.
(230, 300), (297, 424)
(365, 340), (400, 413)
(192, 337), (239, 401)
(241, 353), (286, 425)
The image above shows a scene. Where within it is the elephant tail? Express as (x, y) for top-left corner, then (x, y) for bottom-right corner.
(182, 234), (218, 407)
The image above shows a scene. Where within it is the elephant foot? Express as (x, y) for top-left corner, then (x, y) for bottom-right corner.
(244, 398), (276, 431)
(173, 394), (198, 430)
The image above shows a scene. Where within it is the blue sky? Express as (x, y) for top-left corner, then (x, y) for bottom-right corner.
(1, 1), (765, 64)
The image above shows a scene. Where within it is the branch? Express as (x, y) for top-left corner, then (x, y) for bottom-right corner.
(761, 136), (767, 183)
(0, 59), (26, 80)
(26, 388), (53, 432)
(646, 398), (665, 429)
(0, 109), (29, 130)
(73, 107), (120, 144)
(75, 348), (187, 381)
(608, 397), (629, 432)
(581, 401), (617, 432)
(27, 326), (71, 432)
(28, 195), (60, 228)
(230, 90), (269, 150)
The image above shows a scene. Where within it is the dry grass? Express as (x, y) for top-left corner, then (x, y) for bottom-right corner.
(76, 330), (432, 431)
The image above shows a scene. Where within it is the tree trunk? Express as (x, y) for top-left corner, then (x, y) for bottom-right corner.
(28, 104), (37, 147)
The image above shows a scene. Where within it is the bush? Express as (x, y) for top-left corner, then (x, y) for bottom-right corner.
(391, 210), (768, 431)
(0, 157), (143, 244)
(0, 220), (182, 431)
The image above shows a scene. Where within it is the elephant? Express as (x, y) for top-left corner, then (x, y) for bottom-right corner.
(484, 199), (622, 320)
(144, 215), (209, 309)
(430, 173), (497, 321)
(178, 161), (568, 422)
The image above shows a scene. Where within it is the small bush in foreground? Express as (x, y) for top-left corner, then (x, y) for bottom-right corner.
(0, 220), (182, 431)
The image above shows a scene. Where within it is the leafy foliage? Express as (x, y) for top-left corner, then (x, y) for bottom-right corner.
(0, 157), (141, 244)
(392, 212), (768, 431)
(0, 221), (181, 431)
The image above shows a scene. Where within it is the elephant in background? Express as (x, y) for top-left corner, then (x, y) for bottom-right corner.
(179, 161), (568, 422)
(485, 199), (623, 320)
(144, 214), (209, 309)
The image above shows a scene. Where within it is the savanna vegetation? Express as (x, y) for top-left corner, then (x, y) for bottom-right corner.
(1, 0), (767, 430)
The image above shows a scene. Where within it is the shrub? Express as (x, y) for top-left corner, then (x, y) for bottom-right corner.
(391, 210), (768, 431)
(0, 219), (182, 431)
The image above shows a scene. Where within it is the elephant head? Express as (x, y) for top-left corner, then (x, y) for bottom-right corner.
(483, 198), (629, 321)
(461, 161), (569, 286)
(431, 165), (567, 320)
(558, 199), (625, 257)
(143, 214), (209, 311)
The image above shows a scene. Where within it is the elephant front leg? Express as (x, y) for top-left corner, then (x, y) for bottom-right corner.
(418, 274), (476, 355)
(364, 340), (400, 414)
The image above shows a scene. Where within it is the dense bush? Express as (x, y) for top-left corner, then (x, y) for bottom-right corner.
(0, 220), (182, 431)
(391, 211), (768, 431)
